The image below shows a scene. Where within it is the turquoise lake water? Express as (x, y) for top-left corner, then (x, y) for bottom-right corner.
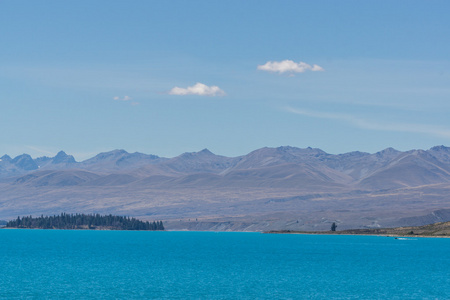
(1, 230), (449, 299)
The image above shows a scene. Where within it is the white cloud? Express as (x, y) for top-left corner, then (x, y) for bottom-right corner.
(285, 106), (450, 139)
(311, 64), (324, 72)
(113, 96), (132, 101)
(168, 83), (225, 96)
(257, 60), (324, 74)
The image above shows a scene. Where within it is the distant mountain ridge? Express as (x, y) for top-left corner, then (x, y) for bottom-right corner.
(2, 145), (450, 231)
(2, 146), (450, 190)
(0, 149), (166, 179)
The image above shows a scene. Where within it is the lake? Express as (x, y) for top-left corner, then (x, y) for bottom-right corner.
(1, 230), (449, 299)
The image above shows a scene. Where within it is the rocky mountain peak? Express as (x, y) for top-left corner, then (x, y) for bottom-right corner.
(198, 148), (214, 155)
(11, 154), (38, 171)
(52, 151), (76, 164)
(375, 147), (400, 158)
(180, 149), (215, 159)
(0, 154), (12, 162)
(430, 145), (450, 152)
(91, 149), (129, 161)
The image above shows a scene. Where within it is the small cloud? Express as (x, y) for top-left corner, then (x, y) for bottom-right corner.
(257, 60), (324, 74)
(113, 96), (132, 101)
(168, 82), (225, 96)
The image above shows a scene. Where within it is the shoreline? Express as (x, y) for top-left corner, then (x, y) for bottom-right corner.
(2, 227), (449, 237)
(264, 230), (450, 238)
(0, 227), (164, 232)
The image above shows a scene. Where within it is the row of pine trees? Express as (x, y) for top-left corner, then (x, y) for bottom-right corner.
(6, 213), (164, 231)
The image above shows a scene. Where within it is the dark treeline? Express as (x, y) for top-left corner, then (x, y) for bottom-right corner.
(6, 213), (164, 231)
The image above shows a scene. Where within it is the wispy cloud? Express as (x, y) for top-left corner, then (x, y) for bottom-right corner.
(113, 95), (139, 106)
(168, 83), (225, 96)
(258, 60), (324, 75)
(285, 107), (450, 139)
(25, 145), (56, 157)
(113, 96), (132, 101)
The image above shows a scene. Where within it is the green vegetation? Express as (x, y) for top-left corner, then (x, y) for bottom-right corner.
(5, 213), (164, 231)
(331, 222), (337, 231)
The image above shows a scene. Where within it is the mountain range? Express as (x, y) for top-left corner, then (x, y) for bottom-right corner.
(1, 146), (450, 231)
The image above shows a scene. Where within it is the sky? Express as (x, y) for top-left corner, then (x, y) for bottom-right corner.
(1, 1), (450, 160)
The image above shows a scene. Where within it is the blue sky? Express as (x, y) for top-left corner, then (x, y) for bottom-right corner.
(2, 1), (450, 160)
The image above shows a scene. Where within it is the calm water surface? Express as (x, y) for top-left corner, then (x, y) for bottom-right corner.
(0, 230), (449, 299)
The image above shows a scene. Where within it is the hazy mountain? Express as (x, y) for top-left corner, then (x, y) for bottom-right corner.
(357, 150), (450, 189)
(52, 151), (76, 164)
(6, 146), (450, 188)
(85, 174), (139, 186)
(0, 154), (38, 179)
(1, 151), (77, 180)
(2, 145), (450, 231)
(79, 149), (166, 172)
(161, 148), (240, 174)
(0, 155), (15, 178)
(320, 148), (402, 180)
(12, 154), (38, 171)
(14, 170), (100, 187)
(427, 145), (450, 164)
(221, 163), (350, 189)
(0, 155), (12, 162)
(35, 151), (77, 169)
(229, 146), (327, 171)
